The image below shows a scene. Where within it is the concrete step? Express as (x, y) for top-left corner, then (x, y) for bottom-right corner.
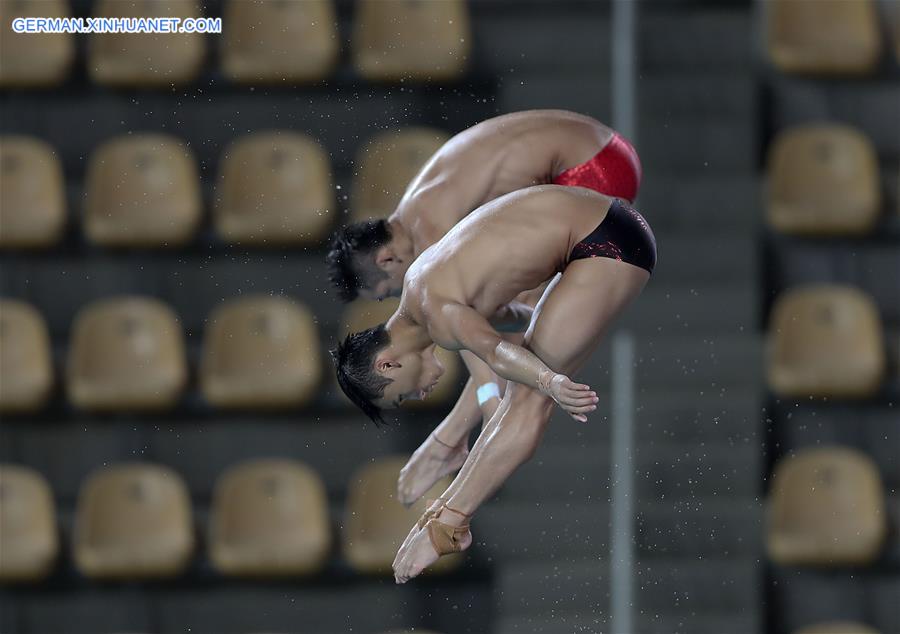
(640, 11), (753, 71)
(540, 387), (764, 448)
(576, 332), (764, 392)
(619, 284), (758, 334)
(495, 556), (759, 618)
(498, 442), (761, 502)
(639, 75), (757, 119)
(647, 233), (758, 287)
(638, 115), (757, 173)
(771, 239), (900, 325)
(495, 611), (760, 634)
(636, 174), (761, 233)
(498, 73), (611, 120)
(770, 568), (900, 634)
(770, 77), (900, 159)
(14, 416), (402, 504)
(473, 13), (610, 73)
(774, 404), (900, 489)
(476, 498), (762, 562)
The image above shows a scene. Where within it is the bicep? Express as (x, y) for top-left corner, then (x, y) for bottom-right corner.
(442, 304), (503, 364)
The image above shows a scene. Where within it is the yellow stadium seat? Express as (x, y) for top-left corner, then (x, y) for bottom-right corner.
(84, 134), (202, 247)
(0, 0), (74, 87)
(0, 136), (67, 249)
(767, 286), (886, 399)
(767, 0), (882, 75)
(340, 299), (461, 408)
(767, 447), (887, 566)
(88, 0), (205, 87)
(767, 125), (881, 236)
(221, 0), (339, 84)
(795, 623), (880, 634)
(352, 0), (470, 82)
(66, 297), (187, 411)
(201, 296), (322, 409)
(73, 463), (194, 579)
(0, 465), (58, 581)
(350, 128), (450, 222)
(0, 300), (53, 414)
(209, 459), (331, 577)
(342, 456), (460, 574)
(214, 131), (334, 245)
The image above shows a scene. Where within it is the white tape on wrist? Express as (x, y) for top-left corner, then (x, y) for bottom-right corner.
(476, 382), (501, 406)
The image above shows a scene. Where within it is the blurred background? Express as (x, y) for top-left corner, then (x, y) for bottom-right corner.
(0, 0), (898, 633)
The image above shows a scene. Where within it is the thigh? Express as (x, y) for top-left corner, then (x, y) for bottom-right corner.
(523, 257), (650, 376)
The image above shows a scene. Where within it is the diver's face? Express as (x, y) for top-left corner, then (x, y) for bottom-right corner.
(374, 344), (445, 409)
(358, 275), (403, 302)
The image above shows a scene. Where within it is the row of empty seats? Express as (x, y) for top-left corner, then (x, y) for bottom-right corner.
(766, 124), (899, 236)
(767, 0), (900, 75)
(0, 0), (470, 88)
(767, 446), (890, 567)
(0, 296), (460, 413)
(766, 285), (893, 399)
(0, 456), (460, 582)
(0, 128), (448, 248)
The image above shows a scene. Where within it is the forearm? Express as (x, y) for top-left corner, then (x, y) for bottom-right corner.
(486, 340), (556, 397)
(459, 350), (504, 423)
(432, 377), (482, 447)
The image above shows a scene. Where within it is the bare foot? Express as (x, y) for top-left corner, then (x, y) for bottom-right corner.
(397, 434), (468, 507)
(393, 519), (473, 584)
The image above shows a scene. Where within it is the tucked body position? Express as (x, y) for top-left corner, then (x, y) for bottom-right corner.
(332, 185), (657, 583)
(327, 109), (643, 505)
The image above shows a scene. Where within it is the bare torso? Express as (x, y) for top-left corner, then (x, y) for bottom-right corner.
(398, 186), (613, 347)
(390, 110), (614, 254)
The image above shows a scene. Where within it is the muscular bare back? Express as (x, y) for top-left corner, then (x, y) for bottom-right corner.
(393, 110), (614, 250)
(400, 185), (613, 338)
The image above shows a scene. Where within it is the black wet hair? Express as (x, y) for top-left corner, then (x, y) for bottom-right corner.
(326, 219), (392, 302)
(332, 323), (393, 425)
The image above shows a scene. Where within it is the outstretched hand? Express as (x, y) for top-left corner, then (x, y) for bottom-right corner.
(540, 371), (598, 422)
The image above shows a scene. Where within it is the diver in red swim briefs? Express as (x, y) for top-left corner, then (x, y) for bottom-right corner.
(326, 110), (644, 509)
(327, 109), (641, 304)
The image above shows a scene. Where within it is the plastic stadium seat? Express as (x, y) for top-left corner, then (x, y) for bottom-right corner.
(340, 299), (461, 407)
(767, 447), (887, 566)
(767, 125), (881, 236)
(73, 463), (194, 579)
(0, 465), (58, 581)
(352, 0), (470, 82)
(767, 0), (882, 75)
(88, 0), (205, 87)
(795, 624), (880, 634)
(221, 0), (339, 84)
(0, 300), (53, 413)
(66, 297), (187, 411)
(209, 459), (331, 577)
(350, 128), (450, 221)
(767, 285), (886, 399)
(0, 0), (74, 87)
(84, 134), (202, 247)
(200, 296), (322, 409)
(0, 136), (67, 249)
(342, 456), (461, 574)
(214, 132), (334, 245)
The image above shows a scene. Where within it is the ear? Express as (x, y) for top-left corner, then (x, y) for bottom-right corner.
(374, 245), (399, 271)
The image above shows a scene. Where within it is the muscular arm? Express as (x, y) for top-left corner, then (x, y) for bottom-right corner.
(438, 303), (594, 421)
